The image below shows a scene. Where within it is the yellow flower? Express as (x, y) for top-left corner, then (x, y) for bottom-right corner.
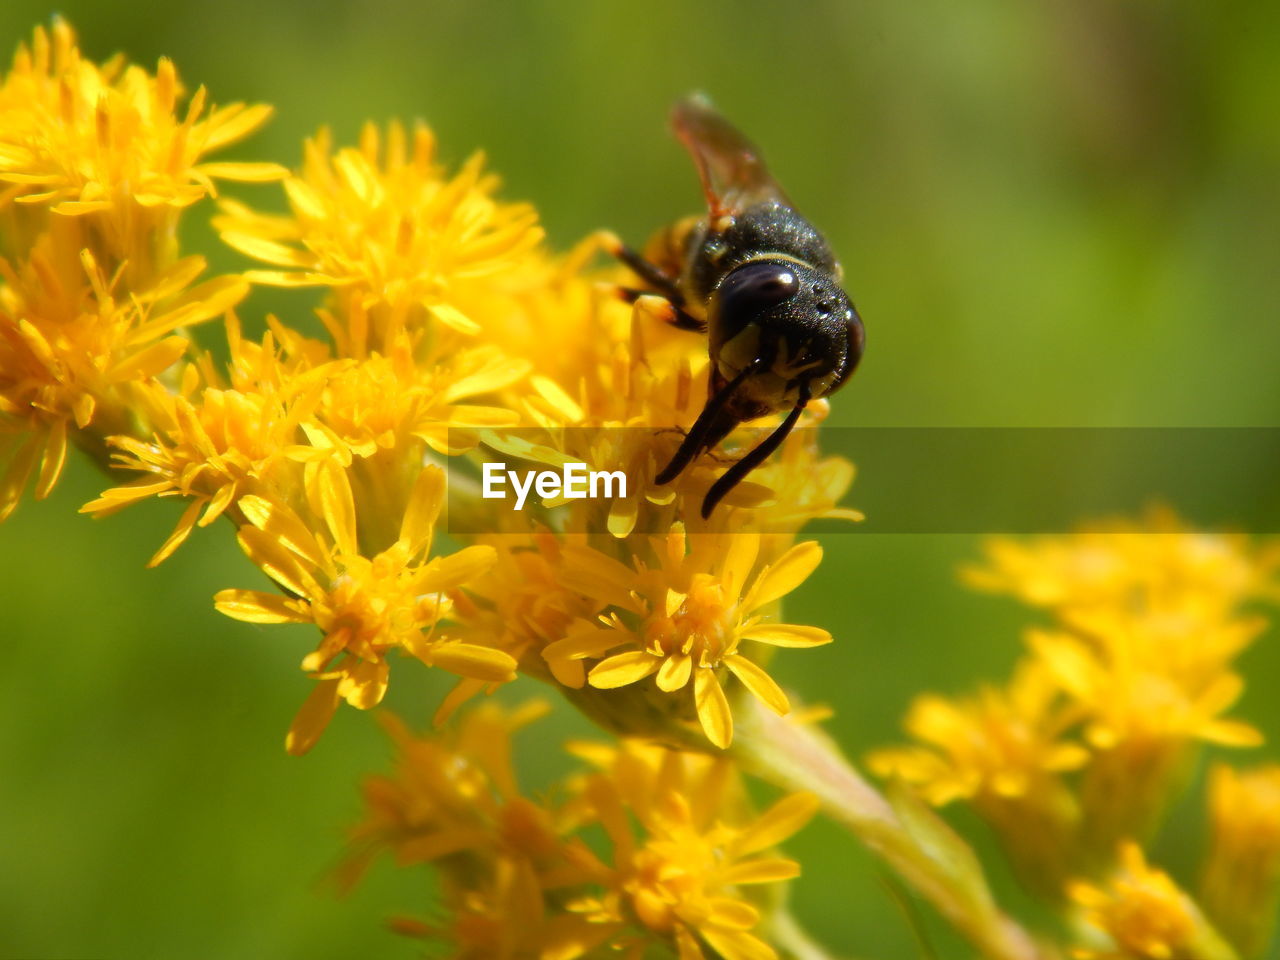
(1201, 764), (1280, 957)
(545, 526), (831, 748)
(216, 121), (544, 352)
(315, 339), (524, 458)
(213, 464), (513, 754)
(344, 702), (613, 959)
(79, 318), (330, 563)
(343, 701), (560, 878)
(957, 522), (1271, 866)
(869, 659), (1087, 807)
(0, 19), (281, 517)
(1030, 612), (1261, 858)
(2, 249), (246, 519)
(1068, 842), (1232, 960)
(566, 739), (818, 960)
(0, 19), (284, 264)
(1030, 620), (1262, 754)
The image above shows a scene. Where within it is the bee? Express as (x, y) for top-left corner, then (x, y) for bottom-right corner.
(601, 94), (864, 519)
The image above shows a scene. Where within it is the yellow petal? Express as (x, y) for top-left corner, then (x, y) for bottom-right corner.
(734, 792), (819, 855)
(400, 465), (445, 551)
(694, 668), (732, 748)
(720, 857), (802, 884)
(339, 658), (389, 710)
(723, 655), (790, 716)
(530, 375), (584, 422)
(417, 545), (496, 592)
(442, 358), (531, 401)
(238, 495), (326, 570)
(236, 526), (322, 599)
(285, 678), (342, 756)
(704, 898), (759, 930)
(315, 459), (358, 556)
(740, 624), (832, 648)
(147, 499), (204, 567)
(589, 651), (660, 689)
(34, 418), (67, 499)
(656, 653), (693, 692)
(428, 643), (517, 683)
(542, 624), (621, 662)
(106, 336), (188, 382)
(221, 231), (313, 267)
(194, 161), (290, 182)
(79, 480), (173, 513)
(745, 541), (822, 610)
(722, 533), (760, 599)
(428, 302), (480, 335)
(675, 925), (707, 960)
(242, 269), (337, 287)
(202, 102), (275, 150)
(213, 589), (309, 624)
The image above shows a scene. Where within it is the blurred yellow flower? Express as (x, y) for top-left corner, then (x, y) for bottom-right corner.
(965, 511), (1278, 620)
(1069, 842), (1232, 960)
(867, 660), (1087, 893)
(1201, 764), (1280, 957)
(346, 707), (814, 960)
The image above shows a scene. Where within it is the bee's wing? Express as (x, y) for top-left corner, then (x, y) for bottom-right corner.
(672, 94), (790, 220)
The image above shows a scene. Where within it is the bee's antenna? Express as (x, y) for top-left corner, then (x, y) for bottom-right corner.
(654, 360), (763, 486)
(700, 380), (811, 519)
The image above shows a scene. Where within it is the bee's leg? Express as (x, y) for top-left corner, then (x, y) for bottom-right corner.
(616, 288), (707, 333)
(701, 382), (811, 519)
(593, 230), (687, 307)
(655, 362), (759, 486)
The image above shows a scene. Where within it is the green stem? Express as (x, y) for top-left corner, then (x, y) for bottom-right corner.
(771, 908), (852, 960)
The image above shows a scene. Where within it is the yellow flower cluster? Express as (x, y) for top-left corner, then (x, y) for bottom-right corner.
(871, 517), (1280, 957)
(0, 19), (283, 520)
(0, 22), (850, 759)
(343, 701), (817, 960)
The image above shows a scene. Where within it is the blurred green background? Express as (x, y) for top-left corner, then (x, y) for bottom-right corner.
(2, 1), (1280, 957)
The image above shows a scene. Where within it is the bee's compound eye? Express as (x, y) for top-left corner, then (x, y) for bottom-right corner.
(716, 261), (800, 318)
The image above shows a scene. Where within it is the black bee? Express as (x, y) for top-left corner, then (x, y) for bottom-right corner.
(602, 94), (864, 519)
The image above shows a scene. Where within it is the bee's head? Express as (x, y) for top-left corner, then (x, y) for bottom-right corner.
(709, 259), (863, 399)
